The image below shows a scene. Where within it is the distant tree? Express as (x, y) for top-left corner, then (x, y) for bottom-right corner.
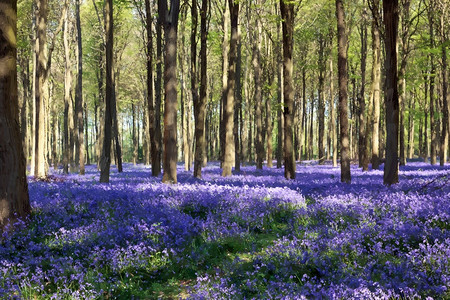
(100, 0), (114, 183)
(0, 0), (31, 231)
(383, 0), (400, 185)
(161, 0), (181, 183)
(336, 0), (351, 183)
(280, 0), (296, 179)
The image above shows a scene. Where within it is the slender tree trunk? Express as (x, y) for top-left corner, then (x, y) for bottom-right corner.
(254, 18), (264, 169)
(280, 0), (295, 179)
(370, 17), (381, 169)
(220, 3), (230, 167)
(309, 90), (314, 160)
(0, 0), (31, 231)
(383, 0), (400, 185)
(318, 38), (326, 165)
(132, 103), (137, 164)
(330, 59), (338, 167)
(84, 102), (90, 165)
(112, 79), (122, 172)
(194, 0), (208, 177)
(100, 0), (113, 183)
(222, 0), (238, 176)
(161, 0), (180, 183)
(234, 26), (242, 171)
(153, 0), (163, 176)
(276, 18), (283, 168)
(63, 4), (71, 174)
(408, 92), (415, 159)
(336, 0), (351, 183)
(359, 10), (369, 171)
(75, 0), (84, 175)
(34, 0), (48, 179)
(439, 10), (448, 165)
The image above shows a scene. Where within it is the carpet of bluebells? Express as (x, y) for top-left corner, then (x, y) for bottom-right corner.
(1, 161), (449, 299)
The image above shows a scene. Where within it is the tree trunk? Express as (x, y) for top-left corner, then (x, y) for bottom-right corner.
(132, 103), (137, 165)
(370, 17), (381, 170)
(234, 26), (242, 172)
(34, 0), (48, 179)
(280, 0), (295, 179)
(309, 89), (314, 160)
(194, 0), (208, 177)
(222, 0), (238, 176)
(84, 102), (90, 165)
(75, 0), (85, 174)
(408, 92), (415, 159)
(0, 0), (31, 231)
(359, 10), (369, 171)
(220, 3), (230, 167)
(276, 18), (283, 168)
(330, 59), (338, 167)
(439, 10), (448, 165)
(63, 4), (71, 174)
(318, 38), (326, 165)
(100, 0), (113, 183)
(383, 0), (400, 185)
(161, 0), (180, 183)
(336, 0), (351, 183)
(254, 18), (264, 170)
(153, 0), (163, 176)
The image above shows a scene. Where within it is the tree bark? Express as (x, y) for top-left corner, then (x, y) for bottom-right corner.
(220, 3), (230, 167)
(234, 26), (241, 171)
(336, 0), (351, 183)
(222, 0), (238, 177)
(63, 3), (71, 174)
(330, 59), (338, 167)
(153, 0), (163, 176)
(383, 0), (400, 185)
(280, 0), (295, 179)
(0, 0), (31, 231)
(100, 0), (113, 183)
(161, 0), (180, 183)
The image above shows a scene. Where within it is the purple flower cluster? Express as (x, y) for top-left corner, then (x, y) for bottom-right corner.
(0, 161), (448, 299)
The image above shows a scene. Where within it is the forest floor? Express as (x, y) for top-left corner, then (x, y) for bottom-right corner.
(1, 160), (449, 299)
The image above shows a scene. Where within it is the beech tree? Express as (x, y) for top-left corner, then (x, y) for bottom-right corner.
(0, 0), (31, 231)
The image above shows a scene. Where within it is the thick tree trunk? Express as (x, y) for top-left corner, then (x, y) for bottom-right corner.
(100, 0), (113, 183)
(194, 0), (208, 178)
(336, 0), (351, 183)
(75, 0), (85, 175)
(222, 0), (238, 177)
(280, 0), (295, 179)
(0, 0), (30, 231)
(161, 0), (180, 183)
(370, 18), (381, 170)
(383, 0), (400, 185)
